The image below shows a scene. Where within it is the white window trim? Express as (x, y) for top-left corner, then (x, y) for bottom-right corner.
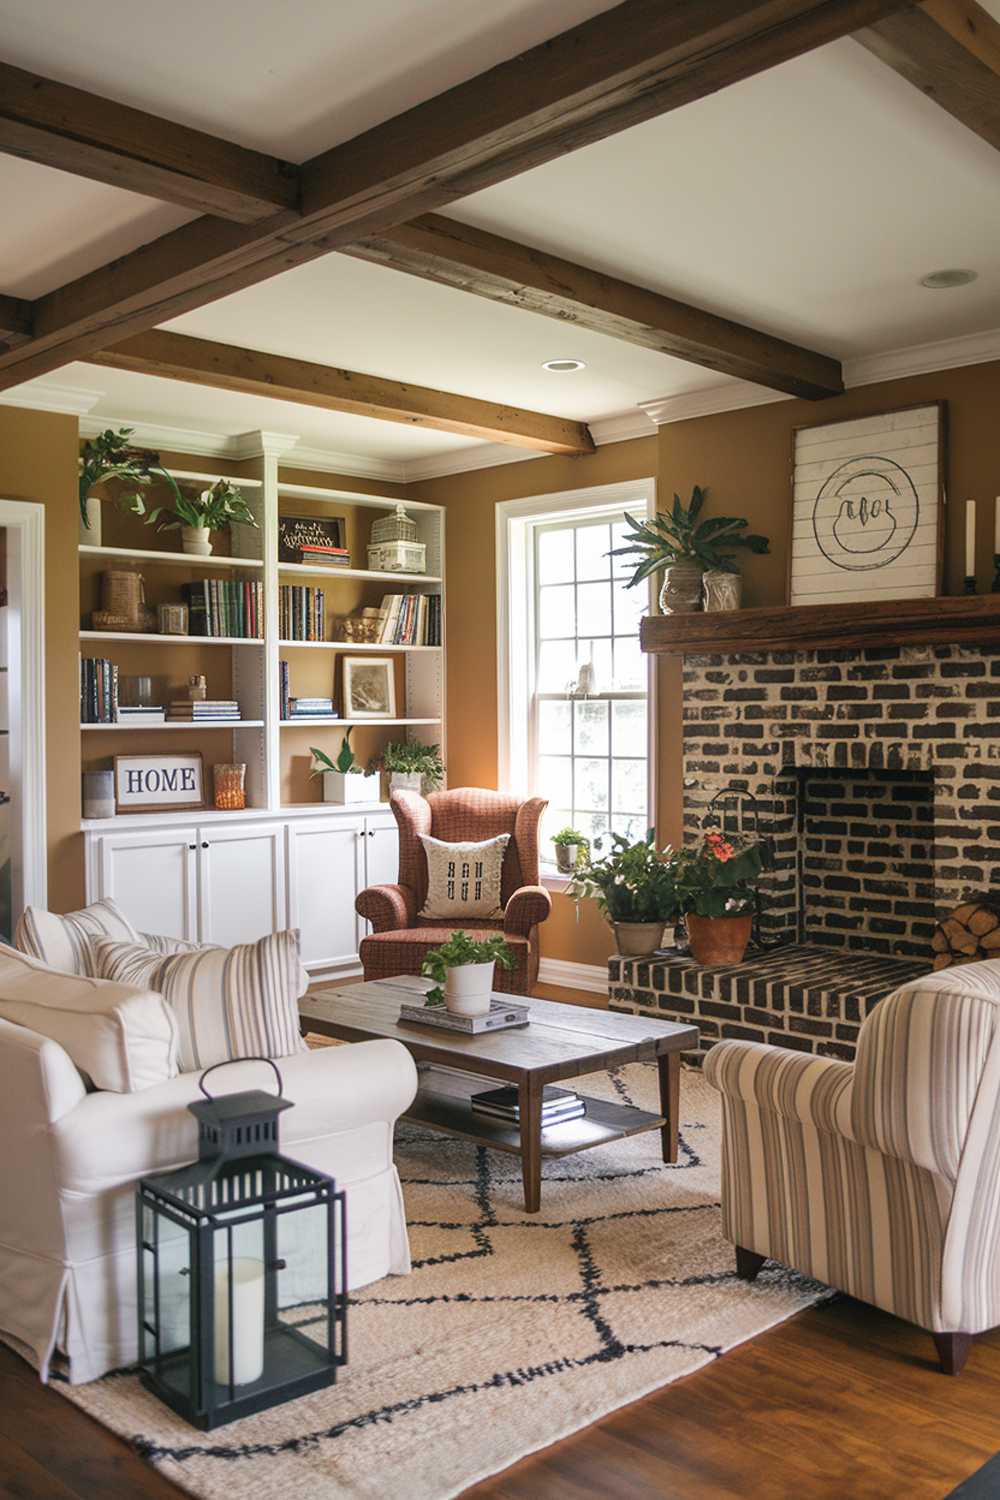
(0, 500), (46, 912)
(495, 479), (656, 888)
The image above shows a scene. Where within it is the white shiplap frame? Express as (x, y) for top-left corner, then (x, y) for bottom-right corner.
(495, 479), (657, 880)
(0, 500), (46, 912)
(790, 404), (945, 605)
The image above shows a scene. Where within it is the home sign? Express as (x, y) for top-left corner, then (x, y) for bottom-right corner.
(114, 752), (205, 812)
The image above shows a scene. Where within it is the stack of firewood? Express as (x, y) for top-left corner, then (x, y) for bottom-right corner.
(931, 901), (1000, 969)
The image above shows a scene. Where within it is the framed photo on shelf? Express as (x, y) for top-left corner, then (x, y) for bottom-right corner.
(342, 657), (397, 719)
(789, 402), (945, 606)
(278, 513), (347, 564)
(114, 752), (205, 813)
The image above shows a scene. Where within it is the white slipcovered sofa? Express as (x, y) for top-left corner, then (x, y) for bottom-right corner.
(0, 950), (417, 1384)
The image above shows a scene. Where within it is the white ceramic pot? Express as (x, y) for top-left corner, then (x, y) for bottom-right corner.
(445, 960), (496, 1017)
(322, 769), (381, 804)
(79, 495), (102, 546)
(613, 921), (666, 957)
(181, 525), (213, 556)
(390, 770), (423, 794)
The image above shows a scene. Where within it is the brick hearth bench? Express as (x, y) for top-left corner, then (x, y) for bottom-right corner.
(608, 943), (930, 1062)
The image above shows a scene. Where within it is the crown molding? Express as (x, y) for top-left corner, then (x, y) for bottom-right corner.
(589, 409), (657, 444)
(403, 441), (542, 483)
(229, 430), (300, 461)
(0, 381), (104, 416)
(843, 327), (1000, 386)
(639, 381), (786, 426)
(281, 442), (410, 483)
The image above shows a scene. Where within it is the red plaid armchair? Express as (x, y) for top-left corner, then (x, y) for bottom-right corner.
(356, 787), (552, 994)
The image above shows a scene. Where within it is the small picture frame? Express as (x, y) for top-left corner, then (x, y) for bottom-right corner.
(114, 752), (205, 813)
(342, 657), (397, 720)
(278, 513), (347, 564)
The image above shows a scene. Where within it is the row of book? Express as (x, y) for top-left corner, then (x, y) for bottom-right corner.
(183, 581), (264, 639)
(80, 656), (119, 723)
(377, 593), (441, 646)
(278, 661), (338, 720)
(470, 1086), (586, 1126)
(279, 586), (326, 642)
(298, 542), (351, 568)
(168, 700), (242, 722)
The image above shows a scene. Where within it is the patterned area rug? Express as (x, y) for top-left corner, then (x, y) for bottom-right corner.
(58, 1062), (827, 1500)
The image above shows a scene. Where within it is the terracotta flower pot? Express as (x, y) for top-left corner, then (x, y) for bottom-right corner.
(685, 912), (752, 965)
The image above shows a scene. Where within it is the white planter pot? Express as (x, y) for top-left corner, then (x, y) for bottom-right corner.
(389, 771), (423, 794)
(445, 960), (496, 1017)
(322, 769), (380, 804)
(181, 525), (213, 556)
(79, 495), (102, 546)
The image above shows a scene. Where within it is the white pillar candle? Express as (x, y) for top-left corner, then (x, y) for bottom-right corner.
(214, 1256), (265, 1387)
(994, 496), (1000, 554)
(966, 499), (976, 578)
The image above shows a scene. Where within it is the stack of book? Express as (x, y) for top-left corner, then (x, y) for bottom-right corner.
(183, 580), (263, 638)
(470, 1085), (586, 1126)
(279, 659), (290, 720)
(80, 656), (119, 723)
(298, 543), (351, 569)
(287, 697), (337, 720)
(167, 700), (241, 723)
(377, 593), (442, 646)
(279, 585), (326, 641)
(116, 705), (166, 726)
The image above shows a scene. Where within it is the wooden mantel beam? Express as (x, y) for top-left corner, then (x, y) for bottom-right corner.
(89, 329), (596, 455)
(345, 215), (844, 400)
(857, 0), (1000, 153)
(0, 60), (299, 223)
(0, 0), (907, 390)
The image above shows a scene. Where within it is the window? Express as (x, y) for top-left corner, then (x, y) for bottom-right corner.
(498, 482), (654, 875)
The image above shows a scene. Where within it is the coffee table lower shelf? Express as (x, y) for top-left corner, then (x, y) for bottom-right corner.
(405, 1065), (665, 1158)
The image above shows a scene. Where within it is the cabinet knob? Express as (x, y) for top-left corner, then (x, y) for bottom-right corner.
(201, 841), (209, 849)
(188, 843), (196, 851)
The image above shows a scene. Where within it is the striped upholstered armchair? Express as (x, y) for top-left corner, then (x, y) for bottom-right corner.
(705, 960), (1000, 1375)
(356, 788), (551, 994)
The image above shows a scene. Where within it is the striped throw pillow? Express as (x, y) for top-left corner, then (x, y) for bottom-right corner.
(94, 930), (309, 1073)
(15, 898), (141, 977)
(419, 833), (510, 920)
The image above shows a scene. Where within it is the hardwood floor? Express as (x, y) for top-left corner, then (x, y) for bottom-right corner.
(3, 980), (997, 1500)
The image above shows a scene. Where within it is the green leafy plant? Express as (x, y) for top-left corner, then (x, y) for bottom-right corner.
(552, 826), (588, 848)
(310, 728), (366, 777)
(421, 930), (515, 1006)
(78, 427), (156, 528)
(567, 830), (677, 925)
(610, 486), (770, 584)
(136, 478), (258, 535)
(672, 828), (764, 918)
(369, 740), (445, 789)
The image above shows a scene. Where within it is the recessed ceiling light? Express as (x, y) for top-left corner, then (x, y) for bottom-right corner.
(542, 358), (586, 372)
(920, 269), (978, 289)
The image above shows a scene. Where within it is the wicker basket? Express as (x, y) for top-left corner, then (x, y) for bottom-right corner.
(93, 570), (155, 632)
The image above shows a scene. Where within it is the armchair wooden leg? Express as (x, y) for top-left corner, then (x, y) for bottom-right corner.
(933, 1331), (972, 1376)
(735, 1246), (766, 1282)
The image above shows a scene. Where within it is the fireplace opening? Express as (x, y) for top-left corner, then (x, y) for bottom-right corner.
(797, 767), (935, 960)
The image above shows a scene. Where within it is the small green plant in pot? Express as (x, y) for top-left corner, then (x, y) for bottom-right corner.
(673, 828), (764, 965)
(421, 930), (516, 1017)
(310, 729), (380, 806)
(610, 486), (769, 615)
(567, 830), (678, 957)
(370, 740), (445, 795)
(131, 478), (259, 558)
(78, 427), (156, 542)
(552, 826), (589, 875)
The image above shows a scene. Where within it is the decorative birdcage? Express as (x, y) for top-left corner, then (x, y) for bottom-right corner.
(368, 505), (426, 574)
(370, 504), (418, 545)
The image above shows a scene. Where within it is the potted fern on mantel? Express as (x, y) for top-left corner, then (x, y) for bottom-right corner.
(611, 485), (769, 614)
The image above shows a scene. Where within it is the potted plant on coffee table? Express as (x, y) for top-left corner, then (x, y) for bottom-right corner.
(371, 740), (445, 795)
(567, 829), (677, 957)
(422, 931), (516, 1017)
(552, 826), (589, 875)
(609, 486), (769, 614)
(673, 827), (764, 964)
(310, 728), (381, 804)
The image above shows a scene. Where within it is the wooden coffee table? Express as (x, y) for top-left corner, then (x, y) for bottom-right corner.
(300, 977), (698, 1212)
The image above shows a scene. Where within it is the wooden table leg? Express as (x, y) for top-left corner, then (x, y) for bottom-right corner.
(657, 1051), (680, 1164)
(519, 1077), (543, 1213)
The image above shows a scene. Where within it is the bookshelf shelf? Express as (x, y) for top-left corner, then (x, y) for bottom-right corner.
(80, 631), (264, 646)
(277, 482), (437, 512)
(280, 717), (442, 728)
(79, 545), (263, 569)
(278, 640), (441, 652)
(81, 720), (266, 732)
(278, 562), (441, 584)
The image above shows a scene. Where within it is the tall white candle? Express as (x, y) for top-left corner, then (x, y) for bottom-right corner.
(994, 496), (1000, 555)
(214, 1256), (265, 1387)
(966, 500), (976, 578)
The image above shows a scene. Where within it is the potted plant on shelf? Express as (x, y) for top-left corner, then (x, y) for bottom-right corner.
(567, 830), (677, 957)
(310, 729), (381, 805)
(370, 740), (445, 794)
(673, 827), (764, 964)
(610, 486), (769, 614)
(552, 826), (589, 875)
(132, 478), (259, 556)
(421, 930), (516, 1017)
(78, 427), (156, 544)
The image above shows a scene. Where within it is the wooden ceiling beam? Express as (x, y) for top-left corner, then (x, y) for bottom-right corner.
(345, 214), (844, 400)
(857, 0), (1000, 152)
(0, 293), (32, 345)
(0, 59), (299, 222)
(0, 0), (907, 390)
(89, 329), (596, 455)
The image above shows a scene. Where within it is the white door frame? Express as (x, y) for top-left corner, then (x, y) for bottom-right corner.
(1, 500), (46, 913)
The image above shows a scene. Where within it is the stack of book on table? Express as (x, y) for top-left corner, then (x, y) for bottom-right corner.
(287, 697), (337, 719)
(471, 1085), (586, 1126)
(115, 704), (166, 725)
(167, 700), (241, 723)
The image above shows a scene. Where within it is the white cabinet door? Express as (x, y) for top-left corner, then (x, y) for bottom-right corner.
(286, 817), (366, 970)
(199, 822), (286, 949)
(364, 814), (399, 891)
(96, 828), (198, 941)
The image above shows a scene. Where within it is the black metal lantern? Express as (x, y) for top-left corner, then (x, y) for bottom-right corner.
(136, 1058), (347, 1430)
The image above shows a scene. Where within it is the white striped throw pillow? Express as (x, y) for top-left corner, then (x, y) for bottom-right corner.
(94, 930), (309, 1073)
(15, 898), (141, 977)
